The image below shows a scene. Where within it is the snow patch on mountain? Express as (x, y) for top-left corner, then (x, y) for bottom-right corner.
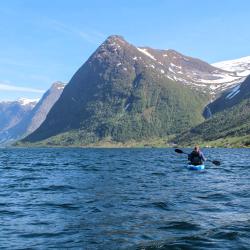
(226, 85), (241, 99)
(17, 98), (39, 106)
(212, 56), (250, 77)
(198, 74), (240, 85)
(135, 46), (245, 95)
(137, 48), (156, 61)
(168, 67), (175, 74)
(97, 36), (250, 97)
(56, 85), (65, 90)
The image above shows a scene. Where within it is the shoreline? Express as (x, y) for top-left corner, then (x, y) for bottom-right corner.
(8, 135), (250, 149)
(10, 143), (250, 149)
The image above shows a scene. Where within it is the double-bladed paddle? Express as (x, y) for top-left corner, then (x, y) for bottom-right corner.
(174, 148), (221, 166)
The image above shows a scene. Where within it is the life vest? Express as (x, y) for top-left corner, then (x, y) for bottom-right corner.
(190, 151), (202, 165)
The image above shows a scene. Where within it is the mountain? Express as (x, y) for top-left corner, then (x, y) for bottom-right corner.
(0, 98), (37, 134)
(0, 82), (65, 144)
(24, 82), (65, 135)
(21, 35), (222, 146)
(20, 36), (250, 147)
(175, 76), (250, 147)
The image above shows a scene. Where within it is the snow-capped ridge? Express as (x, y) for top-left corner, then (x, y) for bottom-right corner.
(212, 56), (250, 77)
(17, 98), (39, 106)
(134, 43), (245, 95)
(87, 35), (250, 96)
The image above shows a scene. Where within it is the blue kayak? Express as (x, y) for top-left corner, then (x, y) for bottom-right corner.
(187, 164), (205, 171)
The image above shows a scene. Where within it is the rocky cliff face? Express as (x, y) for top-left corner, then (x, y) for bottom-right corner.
(25, 82), (65, 134)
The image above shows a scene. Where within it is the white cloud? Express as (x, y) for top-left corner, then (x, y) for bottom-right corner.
(0, 82), (45, 93)
(46, 18), (106, 45)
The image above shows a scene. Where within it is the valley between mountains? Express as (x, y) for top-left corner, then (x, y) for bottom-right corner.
(2, 36), (249, 147)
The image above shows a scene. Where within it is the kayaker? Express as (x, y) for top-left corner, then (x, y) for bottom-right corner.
(188, 145), (206, 165)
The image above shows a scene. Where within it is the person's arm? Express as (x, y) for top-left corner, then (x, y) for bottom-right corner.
(200, 152), (206, 162)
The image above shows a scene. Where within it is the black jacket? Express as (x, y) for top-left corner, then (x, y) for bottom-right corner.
(188, 150), (205, 165)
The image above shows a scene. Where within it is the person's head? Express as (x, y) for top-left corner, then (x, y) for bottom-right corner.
(194, 145), (200, 152)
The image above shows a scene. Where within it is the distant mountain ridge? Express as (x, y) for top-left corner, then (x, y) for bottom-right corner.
(0, 98), (37, 134)
(0, 82), (65, 144)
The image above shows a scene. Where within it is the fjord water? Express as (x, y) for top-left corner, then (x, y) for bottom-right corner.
(0, 148), (249, 249)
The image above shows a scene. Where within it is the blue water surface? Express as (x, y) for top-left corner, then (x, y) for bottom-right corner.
(0, 148), (249, 249)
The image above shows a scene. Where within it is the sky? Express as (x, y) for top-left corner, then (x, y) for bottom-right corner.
(0, 0), (250, 101)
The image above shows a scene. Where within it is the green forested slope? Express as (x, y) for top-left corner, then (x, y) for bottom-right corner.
(175, 98), (250, 147)
(22, 69), (208, 146)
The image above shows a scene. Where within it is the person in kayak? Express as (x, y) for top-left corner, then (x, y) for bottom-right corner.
(188, 146), (206, 165)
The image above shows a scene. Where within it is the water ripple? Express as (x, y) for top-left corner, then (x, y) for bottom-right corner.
(0, 148), (249, 249)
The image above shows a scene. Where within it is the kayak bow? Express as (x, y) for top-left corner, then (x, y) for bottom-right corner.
(187, 164), (205, 171)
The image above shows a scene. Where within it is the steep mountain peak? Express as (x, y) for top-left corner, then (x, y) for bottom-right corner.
(74, 36), (246, 98)
(99, 35), (129, 50)
(51, 81), (66, 90)
(105, 35), (126, 43)
(88, 35), (134, 64)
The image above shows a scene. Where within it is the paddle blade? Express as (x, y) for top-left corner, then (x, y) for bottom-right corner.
(212, 160), (221, 166)
(175, 149), (184, 154)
